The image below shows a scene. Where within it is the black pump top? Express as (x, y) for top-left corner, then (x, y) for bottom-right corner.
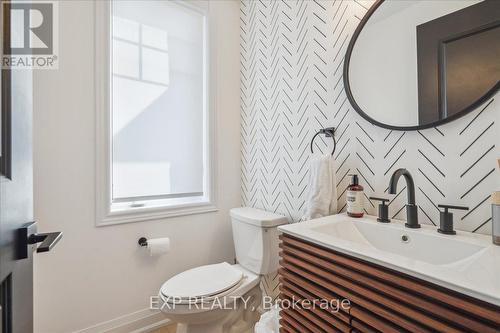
(349, 174), (359, 186)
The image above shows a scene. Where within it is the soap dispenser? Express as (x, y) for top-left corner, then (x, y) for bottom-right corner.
(347, 174), (364, 218)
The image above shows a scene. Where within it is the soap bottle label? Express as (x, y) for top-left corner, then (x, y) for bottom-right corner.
(347, 191), (364, 214)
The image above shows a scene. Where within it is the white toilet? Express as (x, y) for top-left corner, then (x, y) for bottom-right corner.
(158, 207), (287, 333)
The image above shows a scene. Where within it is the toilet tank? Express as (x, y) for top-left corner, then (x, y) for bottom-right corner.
(230, 207), (288, 275)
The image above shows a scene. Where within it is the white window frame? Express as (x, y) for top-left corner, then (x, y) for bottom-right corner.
(95, 0), (217, 226)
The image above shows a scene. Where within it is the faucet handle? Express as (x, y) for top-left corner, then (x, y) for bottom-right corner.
(438, 204), (469, 211)
(437, 204), (469, 235)
(370, 197), (390, 223)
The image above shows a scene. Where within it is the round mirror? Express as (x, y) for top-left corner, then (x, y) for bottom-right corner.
(344, 0), (500, 130)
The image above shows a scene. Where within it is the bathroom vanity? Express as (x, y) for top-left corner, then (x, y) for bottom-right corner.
(278, 215), (500, 333)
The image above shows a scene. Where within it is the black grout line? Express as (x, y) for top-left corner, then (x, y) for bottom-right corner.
(365, 192), (375, 208)
(336, 123), (350, 142)
(434, 127), (445, 137)
(462, 195), (490, 221)
(353, 0), (369, 10)
(334, 138), (350, 160)
(384, 130), (392, 142)
(418, 168), (445, 197)
(459, 99), (494, 135)
(297, 185), (307, 199)
(472, 218), (492, 233)
(384, 150), (406, 176)
(356, 152), (375, 176)
(418, 131), (445, 157)
(418, 149), (446, 178)
(336, 153), (350, 174)
(337, 187), (348, 201)
(332, 20), (349, 51)
(334, 97), (347, 118)
(337, 108), (350, 129)
(389, 186), (406, 206)
(460, 122), (495, 157)
(356, 137), (375, 159)
(384, 132), (405, 159)
(460, 145), (495, 178)
(461, 168), (495, 199)
(332, 34), (350, 63)
(313, 0), (326, 11)
(392, 205), (406, 219)
(356, 168), (375, 192)
(419, 206), (436, 226)
(312, 13), (326, 25)
(355, 122), (375, 142)
(418, 187), (440, 212)
(336, 168), (351, 188)
(332, 5), (349, 39)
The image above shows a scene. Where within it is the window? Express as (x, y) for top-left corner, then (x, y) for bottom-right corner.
(96, 1), (216, 225)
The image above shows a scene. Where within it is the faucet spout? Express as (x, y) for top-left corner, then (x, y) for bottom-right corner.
(388, 168), (420, 228)
(388, 168), (416, 204)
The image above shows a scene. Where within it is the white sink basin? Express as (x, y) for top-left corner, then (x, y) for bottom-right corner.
(312, 219), (486, 265)
(279, 214), (500, 306)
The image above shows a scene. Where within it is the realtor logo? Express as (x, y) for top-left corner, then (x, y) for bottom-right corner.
(2, 1), (58, 69)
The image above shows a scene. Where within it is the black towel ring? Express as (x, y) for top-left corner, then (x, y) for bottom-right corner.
(310, 127), (336, 156)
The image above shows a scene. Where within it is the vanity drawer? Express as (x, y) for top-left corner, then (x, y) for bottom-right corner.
(278, 234), (500, 333)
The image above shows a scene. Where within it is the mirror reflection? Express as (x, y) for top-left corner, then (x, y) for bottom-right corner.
(346, 0), (500, 129)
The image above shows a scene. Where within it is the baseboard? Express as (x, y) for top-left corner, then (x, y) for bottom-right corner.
(73, 308), (171, 333)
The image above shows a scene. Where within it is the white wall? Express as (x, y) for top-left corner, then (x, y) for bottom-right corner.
(33, 1), (241, 332)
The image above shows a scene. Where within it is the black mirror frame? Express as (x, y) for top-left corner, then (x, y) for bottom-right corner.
(343, 0), (500, 131)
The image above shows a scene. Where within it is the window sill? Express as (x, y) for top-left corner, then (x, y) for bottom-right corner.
(96, 202), (218, 227)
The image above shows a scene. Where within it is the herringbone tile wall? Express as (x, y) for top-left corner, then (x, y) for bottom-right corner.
(240, 0), (500, 237)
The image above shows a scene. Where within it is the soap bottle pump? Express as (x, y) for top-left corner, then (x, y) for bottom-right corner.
(347, 174), (364, 218)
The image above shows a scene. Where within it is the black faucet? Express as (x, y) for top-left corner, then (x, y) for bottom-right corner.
(388, 168), (421, 229)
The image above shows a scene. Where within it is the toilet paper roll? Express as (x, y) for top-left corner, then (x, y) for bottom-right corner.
(147, 238), (170, 256)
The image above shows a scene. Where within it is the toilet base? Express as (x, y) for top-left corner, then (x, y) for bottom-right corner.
(172, 286), (262, 333)
(177, 319), (254, 333)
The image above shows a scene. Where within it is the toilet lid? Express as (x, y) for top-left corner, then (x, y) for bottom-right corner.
(160, 262), (244, 300)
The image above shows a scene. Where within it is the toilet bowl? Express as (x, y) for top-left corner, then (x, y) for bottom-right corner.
(158, 207), (287, 333)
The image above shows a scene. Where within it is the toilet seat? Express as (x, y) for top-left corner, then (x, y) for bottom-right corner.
(159, 264), (260, 316)
(160, 262), (245, 304)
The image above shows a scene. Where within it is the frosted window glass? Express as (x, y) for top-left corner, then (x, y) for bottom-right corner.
(111, 1), (205, 200)
(142, 48), (169, 85)
(112, 39), (139, 78)
(113, 16), (139, 42)
(142, 25), (168, 51)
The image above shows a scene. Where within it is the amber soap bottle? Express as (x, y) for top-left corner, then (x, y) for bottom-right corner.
(347, 174), (364, 218)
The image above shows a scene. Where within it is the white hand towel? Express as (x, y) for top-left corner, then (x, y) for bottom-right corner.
(302, 154), (338, 221)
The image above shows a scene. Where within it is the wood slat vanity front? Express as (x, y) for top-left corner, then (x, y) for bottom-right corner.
(278, 234), (500, 333)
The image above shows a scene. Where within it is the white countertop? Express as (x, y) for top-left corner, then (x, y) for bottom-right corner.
(279, 214), (500, 307)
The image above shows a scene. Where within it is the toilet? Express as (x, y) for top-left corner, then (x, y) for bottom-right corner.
(158, 207), (287, 333)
